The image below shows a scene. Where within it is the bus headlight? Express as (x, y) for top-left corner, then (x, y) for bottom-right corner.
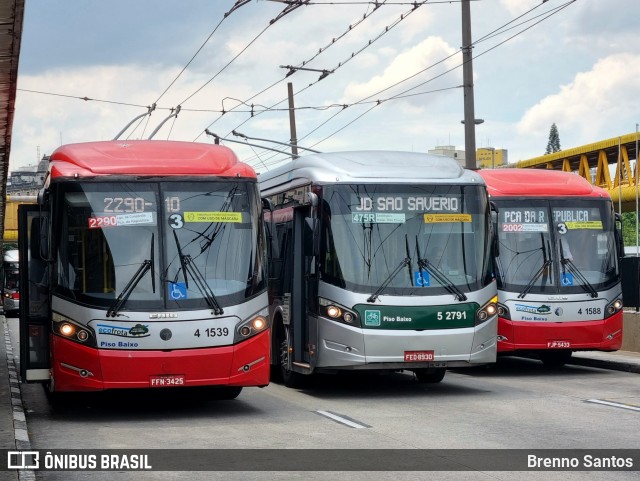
(476, 296), (498, 325)
(234, 309), (270, 343)
(605, 298), (623, 318)
(319, 298), (360, 327)
(52, 313), (96, 346)
(497, 303), (511, 320)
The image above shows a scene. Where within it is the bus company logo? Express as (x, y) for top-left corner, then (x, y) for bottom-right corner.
(364, 310), (381, 326)
(514, 304), (551, 315)
(7, 451), (39, 469)
(97, 323), (150, 338)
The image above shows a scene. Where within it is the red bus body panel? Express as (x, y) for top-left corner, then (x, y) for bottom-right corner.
(51, 330), (270, 392)
(497, 310), (623, 352)
(479, 169), (608, 198)
(48, 140), (257, 180)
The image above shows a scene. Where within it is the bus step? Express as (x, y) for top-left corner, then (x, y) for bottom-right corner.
(292, 362), (312, 373)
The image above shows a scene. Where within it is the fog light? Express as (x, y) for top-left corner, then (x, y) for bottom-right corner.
(327, 306), (341, 318)
(60, 323), (75, 337)
(77, 330), (89, 342)
(343, 312), (354, 323)
(240, 326), (251, 336)
(477, 311), (488, 321)
(497, 306), (506, 316)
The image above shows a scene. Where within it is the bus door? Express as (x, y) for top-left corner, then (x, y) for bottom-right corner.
(291, 204), (319, 371)
(18, 205), (51, 382)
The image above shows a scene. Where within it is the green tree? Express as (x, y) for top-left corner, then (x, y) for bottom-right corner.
(545, 123), (561, 154)
(622, 212), (638, 248)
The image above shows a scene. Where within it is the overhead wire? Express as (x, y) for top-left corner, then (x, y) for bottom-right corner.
(214, 0), (429, 140)
(194, 0), (395, 140)
(238, 1), (576, 168)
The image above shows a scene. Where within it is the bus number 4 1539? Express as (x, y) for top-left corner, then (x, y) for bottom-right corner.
(194, 327), (229, 337)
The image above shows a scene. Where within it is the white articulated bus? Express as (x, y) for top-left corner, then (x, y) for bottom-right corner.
(259, 151), (498, 386)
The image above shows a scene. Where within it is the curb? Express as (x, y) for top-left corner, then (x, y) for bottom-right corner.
(567, 356), (640, 374)
(3, 318), (36, 481)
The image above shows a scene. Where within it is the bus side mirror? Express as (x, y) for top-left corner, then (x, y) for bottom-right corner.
(490, 201), (499, 257)
(615, 213), (624, 259)
(305, 218), (320, 257)
(29, 217), (50, 260)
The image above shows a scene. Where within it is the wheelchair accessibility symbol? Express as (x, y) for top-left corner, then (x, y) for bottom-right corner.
(414, 270), (430, 287)
(169, 282), (188, 300)
(561, 273), (574, 286)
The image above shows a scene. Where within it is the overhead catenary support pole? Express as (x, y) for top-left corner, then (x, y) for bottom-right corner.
(461, 0), (477, 170)
(287, 82), (299, 160)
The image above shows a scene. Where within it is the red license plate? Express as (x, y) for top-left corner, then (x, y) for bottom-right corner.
(547, 341), (570, 348)
(404, 350), (435, 362)
(150, 374), (185, 387)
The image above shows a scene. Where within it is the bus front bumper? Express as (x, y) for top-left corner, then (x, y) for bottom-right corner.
(496, 311), (623, 353)
(50, 330), (270, 392)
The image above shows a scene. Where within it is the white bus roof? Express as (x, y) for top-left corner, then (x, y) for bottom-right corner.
(258, 151), (483, 196)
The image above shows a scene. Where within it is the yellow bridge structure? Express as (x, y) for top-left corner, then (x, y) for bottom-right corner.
(513, 132), (640, 212)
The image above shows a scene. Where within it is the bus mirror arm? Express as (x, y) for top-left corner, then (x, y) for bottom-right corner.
(305, 218), (320, 257)
(614, 213), (624, 259)
(490, 202), (499, 258)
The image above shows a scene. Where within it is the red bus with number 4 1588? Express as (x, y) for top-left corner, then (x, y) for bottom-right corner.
(479, 169), (624, 367)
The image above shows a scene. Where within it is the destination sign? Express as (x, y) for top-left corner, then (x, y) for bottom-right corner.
(553, 208), (603, 230)
(501, 209), (547, 224)
(352, 195), (462, 213)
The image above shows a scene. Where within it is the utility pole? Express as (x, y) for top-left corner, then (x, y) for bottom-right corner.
(461, 0), (477, 170)
(287, 83), (299, 159)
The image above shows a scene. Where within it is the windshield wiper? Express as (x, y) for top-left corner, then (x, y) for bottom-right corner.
(367, 258), (410, 303)
(172, 230), (224, 315)
(518, 260), (552, 299)
(518, 236), (551, 299)
(417, 257), (467, 301)
(107, 234), (155, 317)
(559, 239), (598, 298)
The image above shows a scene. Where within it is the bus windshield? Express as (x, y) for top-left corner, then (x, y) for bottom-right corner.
(54, 181), (265, 310)
(321, 184), (492, 296)
(495, 199), (618, 294)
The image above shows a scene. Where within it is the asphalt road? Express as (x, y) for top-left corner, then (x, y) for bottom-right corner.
(5, 317), (639, 481)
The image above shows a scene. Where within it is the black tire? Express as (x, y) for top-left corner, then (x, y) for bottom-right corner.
(414, 367), (446, 383)
(278, 324), (306, 389)
(210, 386), (243, 400)
(539, 350), (572, 368)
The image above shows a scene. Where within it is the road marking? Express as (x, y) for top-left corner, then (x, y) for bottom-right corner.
(585, 399), (640, 412)
(316, 410), (370, 429)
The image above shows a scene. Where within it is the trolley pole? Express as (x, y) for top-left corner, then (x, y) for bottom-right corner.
(461, 0), (477, 170)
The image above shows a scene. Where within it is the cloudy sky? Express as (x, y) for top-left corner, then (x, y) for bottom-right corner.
(10, 0), (640, 173)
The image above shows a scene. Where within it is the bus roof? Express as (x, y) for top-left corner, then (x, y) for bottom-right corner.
(258, 151), (483, 195)
(478, 169), (609, 198)
(48, 140), (256, 179)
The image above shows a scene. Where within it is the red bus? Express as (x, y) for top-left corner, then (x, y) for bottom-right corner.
(18, 140), (269, 399)
(479, 169), (624, 367)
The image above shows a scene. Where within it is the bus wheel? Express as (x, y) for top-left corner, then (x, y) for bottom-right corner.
(414, 368), (446, 383)
(210, 386), (243, 400)
(539, 350), (572, 368)
(279, 325), (305, 388)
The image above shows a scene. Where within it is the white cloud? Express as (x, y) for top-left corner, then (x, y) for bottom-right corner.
(342, 36), (459, 104)
(517, 53), (640, 143)
(500, 0), (543, 16)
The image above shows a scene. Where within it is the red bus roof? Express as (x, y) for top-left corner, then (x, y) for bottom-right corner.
(478, 169), (609, 199)
(48, 140), (257, 179)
